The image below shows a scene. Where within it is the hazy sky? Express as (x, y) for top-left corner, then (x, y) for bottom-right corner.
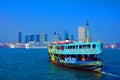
(0, 0), (120, 43)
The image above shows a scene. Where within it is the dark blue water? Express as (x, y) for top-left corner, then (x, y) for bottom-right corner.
(0, 48), (120, 80)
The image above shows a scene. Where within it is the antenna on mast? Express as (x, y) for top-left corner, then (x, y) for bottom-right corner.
(86, 20), (90, 42)
(86, 20), (89, 26)
(54, 32), (58, 42)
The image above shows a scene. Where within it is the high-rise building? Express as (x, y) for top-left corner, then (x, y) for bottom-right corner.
(25, 34), (38, 43)
(17, 31), (22, 43)
(25, 35), (30, 43)
(64, 30), (69, 40)
(36, 34), (40, 42)
(30, 35), (36, 42)
(78, 27), (86, 42)
(40, 33), (48, 43)
(86, 21), (90, 42)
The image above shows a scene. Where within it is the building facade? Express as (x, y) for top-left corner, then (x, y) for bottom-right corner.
(25, 35), (30, 43)
(64, 30), (69, 40)
(40, 33), (47, 43)
(29, 35), (35, 42)
(17, 31), (22, 43)
(78, 27), (86, 42)
(25, 33), (47, 43)
(36, 34), (40, 42)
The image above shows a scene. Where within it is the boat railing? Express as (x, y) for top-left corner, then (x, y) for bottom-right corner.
(64, 48), (101, 54)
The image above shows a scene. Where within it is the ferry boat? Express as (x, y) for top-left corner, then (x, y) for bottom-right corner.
(48, 22), (103, 72)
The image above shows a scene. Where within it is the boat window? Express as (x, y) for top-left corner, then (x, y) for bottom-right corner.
(76, 45), (78, 49)
(66, 46), (67, 49)
(49, 46), (53, 49)
(83, 45), (86, 48)
(79, 45), (82, 49)
(93, 44), (96, 48)
(89, 55), (94, 60)
(89, 54), (99, 61)
(77, 55), (88, 61)
(70, 46), (72, 49)
(68, 46), (70, 49)
(56, 46), (60, 49)
(86, 45), (91, 48)
(84, 55), (88, 60)
(55, 54), (59, 57)
(71, 55), (76, 58)
(61, 46), (64, 50)
(73, 45), (75, 49)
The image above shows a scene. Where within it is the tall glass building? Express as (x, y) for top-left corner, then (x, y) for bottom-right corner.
(30, 35), (35, 42)
(17, 31), (22, 43)
(40, 33), (48, 43)
(36, 34), (40, 42)
(64, 30), (69, 40)
(25, 35), (30, 43)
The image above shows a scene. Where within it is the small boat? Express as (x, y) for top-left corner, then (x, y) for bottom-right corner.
(48, 21), (103, 72)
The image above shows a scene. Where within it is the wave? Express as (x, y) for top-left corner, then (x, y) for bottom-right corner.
(102, 71), (120, 78)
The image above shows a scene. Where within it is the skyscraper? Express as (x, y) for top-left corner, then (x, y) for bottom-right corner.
(25, 34), (39, 43)
(25, 35), (30, 43)
(40, 33), (48, 43)
(36, 34), (40, 42)
(64, 30), (69, 40)
(30, 35), (35, 42)
(78, 27), (85, 42)
(86, 21), (90, 42)
(17, 31), (22, 43)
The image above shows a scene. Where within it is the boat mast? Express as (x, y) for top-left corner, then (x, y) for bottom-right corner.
(86, 21), (90, 42)
(54, 32), (58, 42)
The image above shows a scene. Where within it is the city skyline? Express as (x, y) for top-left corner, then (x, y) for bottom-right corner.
(0, 0), (120, 43)
(18, 31), (48, 43)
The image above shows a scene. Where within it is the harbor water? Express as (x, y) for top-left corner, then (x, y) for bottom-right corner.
(0, 48), (120, 80)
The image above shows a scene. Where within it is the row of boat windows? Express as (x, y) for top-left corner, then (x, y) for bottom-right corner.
(49, 44), (96, 49)
(66, 44), (96, 49)
(54, 54), (102, 61)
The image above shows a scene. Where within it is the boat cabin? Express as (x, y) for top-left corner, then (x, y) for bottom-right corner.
(48, 42), (103, 62)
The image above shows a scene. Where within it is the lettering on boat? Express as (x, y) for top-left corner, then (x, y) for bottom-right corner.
(65, 57), (76, 63)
